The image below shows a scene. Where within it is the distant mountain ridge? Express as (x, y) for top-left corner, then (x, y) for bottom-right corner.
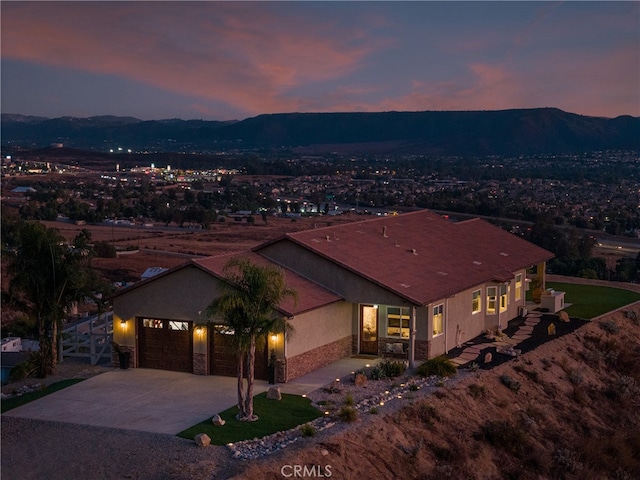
(2, 108), (638, 155)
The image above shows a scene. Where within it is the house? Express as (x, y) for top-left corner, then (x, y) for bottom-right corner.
(111, 210), (553, 382)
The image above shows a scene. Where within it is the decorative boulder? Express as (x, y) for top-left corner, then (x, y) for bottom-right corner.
(559, 311), (570, 323)
(194, 433), (211, 447)
(266, 385), (282, 400)
(548, 323), (556, 336)
(354, 373), (367, 387)
(211, 414), (225, 426)
(484, 352), (493, 364)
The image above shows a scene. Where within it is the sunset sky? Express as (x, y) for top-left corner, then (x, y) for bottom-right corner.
(2, 1), (638, 120)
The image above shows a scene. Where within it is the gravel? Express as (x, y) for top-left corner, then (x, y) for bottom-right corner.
(1, 416), (244, 480)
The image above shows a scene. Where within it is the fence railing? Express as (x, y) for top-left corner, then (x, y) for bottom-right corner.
(61, 311), (113, 366)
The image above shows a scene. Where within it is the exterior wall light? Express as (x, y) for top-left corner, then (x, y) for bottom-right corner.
(196, 326), (204, 336)
(271, 334), (277, 343)
(120, 319), (126, 328)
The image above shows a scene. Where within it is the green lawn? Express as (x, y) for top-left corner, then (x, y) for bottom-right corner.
(177, 392), (323, 445)
(543, 282), (640, 319)
(1, 378), (85, 413)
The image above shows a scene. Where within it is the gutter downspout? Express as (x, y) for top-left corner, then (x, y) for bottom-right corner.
(444, 297), (449, 354)
(409, 306), (417, 369)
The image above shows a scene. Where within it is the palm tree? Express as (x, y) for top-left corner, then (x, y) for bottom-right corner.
(206, 257), (296, 421)
(6, 221), (96, 375)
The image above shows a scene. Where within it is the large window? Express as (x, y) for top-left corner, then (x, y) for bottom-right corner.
(168, 321), (189, 331)
(487, 287), (497, 314)
(433, 304), (444, 336)
(500, 284), (508, 312)
(472, 289), (482, 314)
(515, 274), (523, 301)
(387, 307), (410, 338)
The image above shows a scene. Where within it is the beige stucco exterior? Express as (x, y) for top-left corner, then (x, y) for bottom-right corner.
(287, 301), (352, 358)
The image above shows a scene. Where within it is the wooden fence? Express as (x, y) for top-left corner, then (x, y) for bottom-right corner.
(60, 311), (113, 365)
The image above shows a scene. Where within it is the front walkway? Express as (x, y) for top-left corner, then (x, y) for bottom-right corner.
(448, 310), (543, 367)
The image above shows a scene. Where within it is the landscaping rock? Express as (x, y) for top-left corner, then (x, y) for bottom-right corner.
(354, 373), (367, 387)
(484, 352), (493, 364)
(266, 385), (281, 400)
(211, 414), (225, 426)
(194, 433), (211, 447)
(559, 311), (570, 323)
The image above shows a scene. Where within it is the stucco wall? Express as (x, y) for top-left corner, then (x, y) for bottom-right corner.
(286, 301), (352, 358)
(427, 269), (528, 356)
(259, 241), (410, 306)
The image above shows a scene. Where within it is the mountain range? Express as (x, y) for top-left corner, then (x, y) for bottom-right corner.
(2, 108), (638, 155)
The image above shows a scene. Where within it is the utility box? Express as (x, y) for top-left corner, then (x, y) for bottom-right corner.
(541, 290), (565, 314)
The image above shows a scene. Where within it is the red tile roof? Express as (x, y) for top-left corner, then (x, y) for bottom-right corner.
(263, 210), (553, 306)
(193, 252), (343, 316)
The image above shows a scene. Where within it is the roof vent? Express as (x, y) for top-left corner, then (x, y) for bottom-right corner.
(400, 283), (411, 288)
(438, 271), (448, 276)
(395, 240), (400, 247)
(325, 235), (331, 241)
(500, 252), (509, 256)
(473, 260), (482, 265)
(382, 226), (388, 237)
(408, 248), (418, 255)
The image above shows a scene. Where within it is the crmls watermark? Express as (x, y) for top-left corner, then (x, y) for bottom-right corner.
(280, 464), (332, 478)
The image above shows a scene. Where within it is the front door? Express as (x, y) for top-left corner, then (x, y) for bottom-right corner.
(360, 305), (378, 355)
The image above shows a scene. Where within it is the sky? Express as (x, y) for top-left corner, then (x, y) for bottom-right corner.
(1, 1), (638, 121)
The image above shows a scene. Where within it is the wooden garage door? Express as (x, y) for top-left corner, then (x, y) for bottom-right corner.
(137, 318), (193, 373)
(210, 328), (269, 380)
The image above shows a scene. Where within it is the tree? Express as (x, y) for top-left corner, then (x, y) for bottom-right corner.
(205, 258), (296, 421)
(6, 221), (96, 375)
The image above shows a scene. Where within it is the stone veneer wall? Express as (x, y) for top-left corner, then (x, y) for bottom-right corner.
(112, 345), (136, 369)
(286, 336), (352, 381)
(193, 352), (207, 375)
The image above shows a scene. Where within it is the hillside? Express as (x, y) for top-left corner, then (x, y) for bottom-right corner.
(234, 304), (640, 480)
(3, 108), (638, 155)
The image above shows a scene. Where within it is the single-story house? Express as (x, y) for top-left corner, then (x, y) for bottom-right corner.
(111, 210), (553, 382)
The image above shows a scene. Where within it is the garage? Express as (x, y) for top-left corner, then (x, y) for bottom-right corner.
(137, 318), (193, 373)
(210, 326), (269, 380)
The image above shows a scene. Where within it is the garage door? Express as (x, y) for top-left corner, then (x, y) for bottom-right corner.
(210, 327), (268, 380)
(137, 318), (193, 373)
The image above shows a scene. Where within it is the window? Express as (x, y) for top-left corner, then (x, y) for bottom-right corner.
(500, 284), (508, 312)
(487, 287), (497, 314)
(433, 304), (444, 336)
(387, 307), (410, 338)
(168, 321), (189, 331)
(515, 274), (523, 301)
(143, 318), (163, 328)
(472, 289), (482, 314)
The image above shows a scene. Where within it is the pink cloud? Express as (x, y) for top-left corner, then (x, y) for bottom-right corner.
(1, 3), (380, 116)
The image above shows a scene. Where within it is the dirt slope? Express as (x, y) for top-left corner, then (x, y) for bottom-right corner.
(236, 304), (640, 480)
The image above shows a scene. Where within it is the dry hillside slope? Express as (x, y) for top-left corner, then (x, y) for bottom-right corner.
(237, 304), (640, 480)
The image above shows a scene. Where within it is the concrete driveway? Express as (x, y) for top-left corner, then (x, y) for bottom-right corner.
(3, 357), (377, 435)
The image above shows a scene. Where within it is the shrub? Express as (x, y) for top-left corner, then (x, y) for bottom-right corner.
(468, 383), (486, 399)
(300, 423), (316, 437)
(343, 393), (354, 406)
(337, 405), (358, 422)
(378, 358), (407, 378)
(599, 320), (620, 334)
(477, 420), (529, 458)
(500, 375), (521, 393)
(416, 356), (457, 378)
(368, 406), (379, 414)
(416, 402), (440, 426)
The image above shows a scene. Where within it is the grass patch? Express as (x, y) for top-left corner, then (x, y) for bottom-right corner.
(1, 379), (85, 413)
(545, 282), (640, 319)
(177, 392), (322, 445)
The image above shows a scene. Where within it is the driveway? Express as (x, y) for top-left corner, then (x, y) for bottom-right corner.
(3, 357), (376, 435)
